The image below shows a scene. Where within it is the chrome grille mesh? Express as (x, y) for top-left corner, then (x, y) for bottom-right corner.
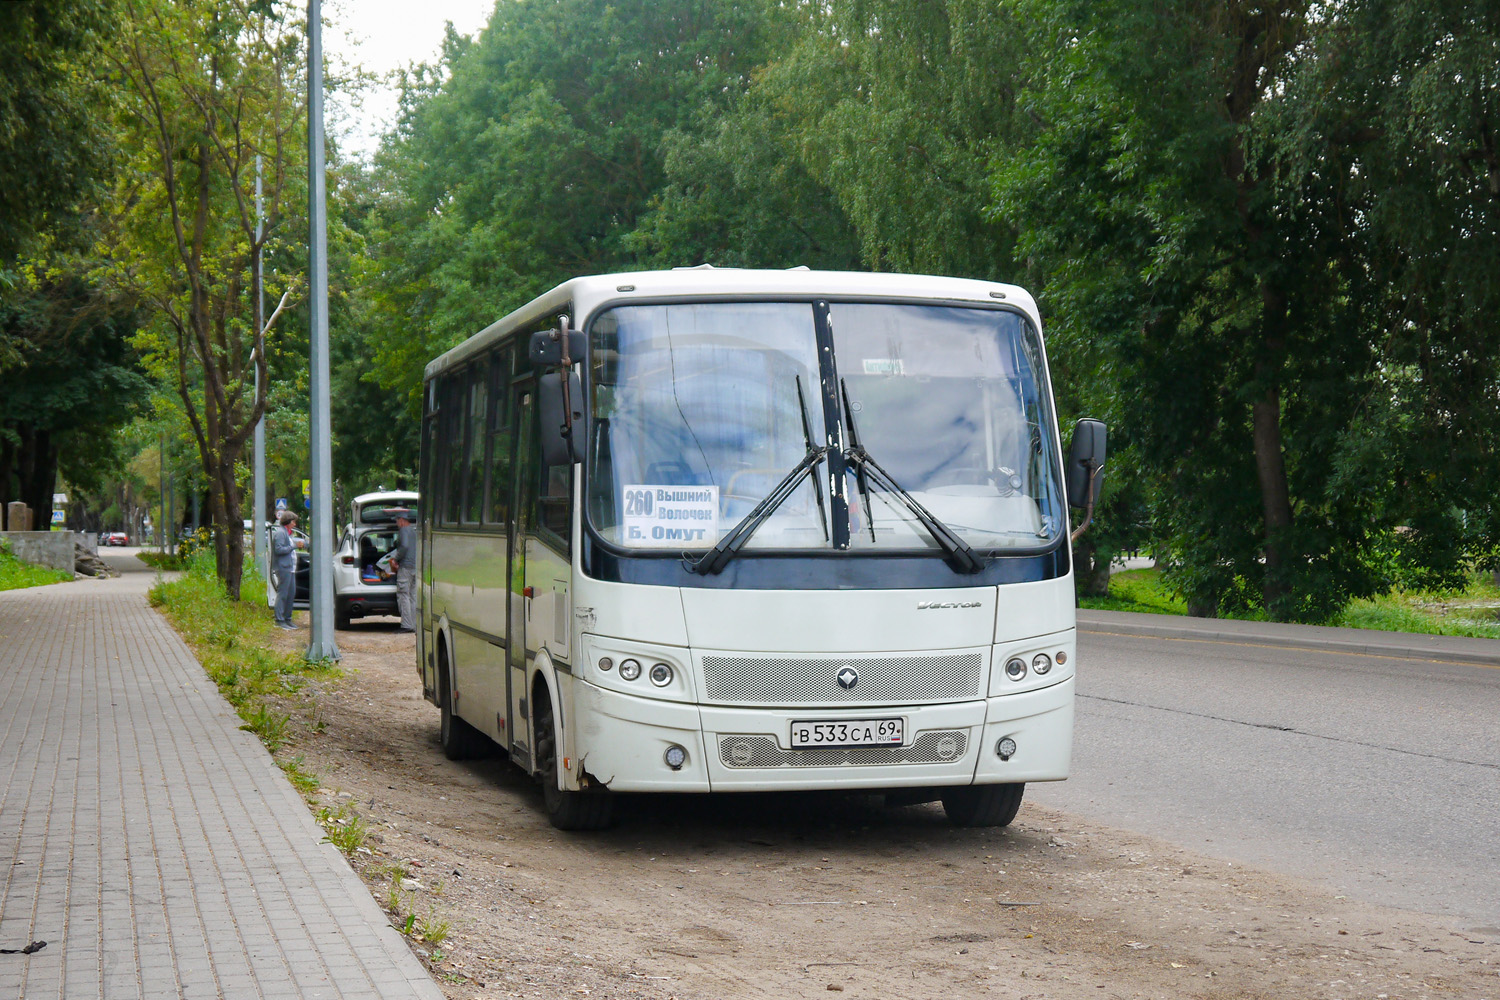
(718, 731), (969, 768)
(701, 653), (982, 705)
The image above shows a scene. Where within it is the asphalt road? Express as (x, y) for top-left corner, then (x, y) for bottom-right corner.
(1030, 627), (1500, 931)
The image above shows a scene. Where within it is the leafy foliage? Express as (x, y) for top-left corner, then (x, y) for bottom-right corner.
(0, 0), (114, 266)
(97, 0), (307, 597)
(359, 0), (788, 420)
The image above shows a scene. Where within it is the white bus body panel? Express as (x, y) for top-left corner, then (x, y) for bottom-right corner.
(563, 576), (1076, 793)
(678, 586), (998, 652)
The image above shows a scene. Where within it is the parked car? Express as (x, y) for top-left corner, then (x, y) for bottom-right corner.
(332, 491), (418, 629)
(105, 531), (129, 546)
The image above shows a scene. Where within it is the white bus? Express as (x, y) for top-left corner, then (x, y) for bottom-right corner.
(417, 268), (1105, 830)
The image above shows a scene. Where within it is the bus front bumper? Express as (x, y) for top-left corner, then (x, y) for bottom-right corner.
(569, 676), (1073, 794)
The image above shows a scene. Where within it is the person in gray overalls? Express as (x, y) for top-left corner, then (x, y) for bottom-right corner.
(271, 510), (300, 629)
(389, 509), (417, 633)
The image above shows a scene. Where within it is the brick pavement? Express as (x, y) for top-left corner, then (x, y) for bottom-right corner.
(0, 574), (444, 1000)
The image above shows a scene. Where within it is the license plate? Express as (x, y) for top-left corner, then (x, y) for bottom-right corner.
(790, 718), (904, 748)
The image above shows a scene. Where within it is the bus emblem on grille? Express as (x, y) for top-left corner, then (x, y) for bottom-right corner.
(836, 666), (859, 690)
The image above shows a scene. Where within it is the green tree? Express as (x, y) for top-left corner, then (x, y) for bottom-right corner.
(1278, 0), (1500, 587)
(0, 275), (149, 520)
(97, 0), (305, 597)
(750, 1), (1026, 280)
(992, 1), (1402, 621)
(0, 0), (113, 269)
(361, 0), (786, 420)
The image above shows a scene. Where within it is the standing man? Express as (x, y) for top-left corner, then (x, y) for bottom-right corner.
(389, 508), (417, 634)
(271, 510), (300, 629)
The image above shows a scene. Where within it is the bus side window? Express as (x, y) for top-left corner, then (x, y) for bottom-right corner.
(420, 388), (437, 523)
(465, 359), (488, 524)
(530, 378), (571, 546)
(441, 373), (465, 527)
(486, 345), (514, 527)
(537, 463), (571, 543)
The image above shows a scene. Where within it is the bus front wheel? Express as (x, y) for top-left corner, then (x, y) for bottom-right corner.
(533, 688), (613, 831)
(942, 782), (1025, 827)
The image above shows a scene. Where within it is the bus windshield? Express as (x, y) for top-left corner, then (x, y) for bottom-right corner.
(586, 300), (1064, 555)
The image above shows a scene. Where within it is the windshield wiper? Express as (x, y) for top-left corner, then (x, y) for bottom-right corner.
(797, 375), (830, 542)
(840, 378), (985, 575)
(839, 379), (877, 542)
(688, 377), (828, 576)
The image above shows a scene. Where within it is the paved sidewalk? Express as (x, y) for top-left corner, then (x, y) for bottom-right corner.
(1078, 608), (1500, 666)
(0, 573), (444, 1000)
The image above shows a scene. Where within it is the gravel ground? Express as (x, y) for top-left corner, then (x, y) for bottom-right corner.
(265, 619), (1499, 1000)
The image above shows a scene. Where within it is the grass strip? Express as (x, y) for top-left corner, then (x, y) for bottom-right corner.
(0, 539), (74, 591)
(1082, 566), (1500, 639)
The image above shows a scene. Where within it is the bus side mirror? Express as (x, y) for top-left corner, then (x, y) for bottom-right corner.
(529, 325), (587, 367)
(538, 370), (584, 465)
(1066, 418), (1108, 508)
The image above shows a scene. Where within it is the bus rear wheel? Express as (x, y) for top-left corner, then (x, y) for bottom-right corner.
(438, 659), (490, 761)
(533, 690), (613, 831)
(941, 782), (1025, 827)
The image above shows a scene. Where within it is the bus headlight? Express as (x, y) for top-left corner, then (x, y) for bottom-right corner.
(618, 658), (642, 681)
(649, 662), (673, 687)
(1004, 657), (1027, 680)
(1032, 653), (1052, 674)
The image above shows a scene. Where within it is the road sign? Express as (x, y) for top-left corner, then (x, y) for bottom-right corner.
(275, 497), (288, 510)
(303, 479), (311, 509)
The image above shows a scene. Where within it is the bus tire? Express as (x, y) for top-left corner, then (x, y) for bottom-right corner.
(438, 652), (489, 761)
(534, 687), (613, 831)
(941, 782), (1025, 827)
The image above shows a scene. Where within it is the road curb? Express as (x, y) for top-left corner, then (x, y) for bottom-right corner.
(1077, 610), (1500, 667)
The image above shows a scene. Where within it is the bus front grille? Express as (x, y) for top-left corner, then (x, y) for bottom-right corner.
(718, 731), (970, 768)
(701, 653), (983, 704)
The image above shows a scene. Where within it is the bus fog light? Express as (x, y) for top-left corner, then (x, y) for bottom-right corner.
(1032, 653), (1052, 674)
(664, 745), (687, 770)
(597, 656), (614, 672)
(619, 658), (641, 680)
(1004, 657), (1027, 680)
(649, 663), (673, 687)
(996, 737), (1017, 761)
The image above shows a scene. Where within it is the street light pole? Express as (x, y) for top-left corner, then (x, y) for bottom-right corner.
(253, 153), (269, 597)
(159, 432), (166, 554)
(305, 0), (339, 661)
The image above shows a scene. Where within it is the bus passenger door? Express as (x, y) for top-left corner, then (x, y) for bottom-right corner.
(506, 386), (535, 768)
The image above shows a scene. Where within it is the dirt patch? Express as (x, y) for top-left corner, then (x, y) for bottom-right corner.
(267, 616), (1500, 1000)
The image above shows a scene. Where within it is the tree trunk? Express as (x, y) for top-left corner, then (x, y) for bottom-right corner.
(1086, 551), (1111, 597)
(1072, 538), (1112, 599)
(206, 447), (245, 600)
(17, 427), (58, 524)
(1252, 286), (1294, 614)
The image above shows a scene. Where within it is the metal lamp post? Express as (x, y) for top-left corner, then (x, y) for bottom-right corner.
(305, 0), (339, 661)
